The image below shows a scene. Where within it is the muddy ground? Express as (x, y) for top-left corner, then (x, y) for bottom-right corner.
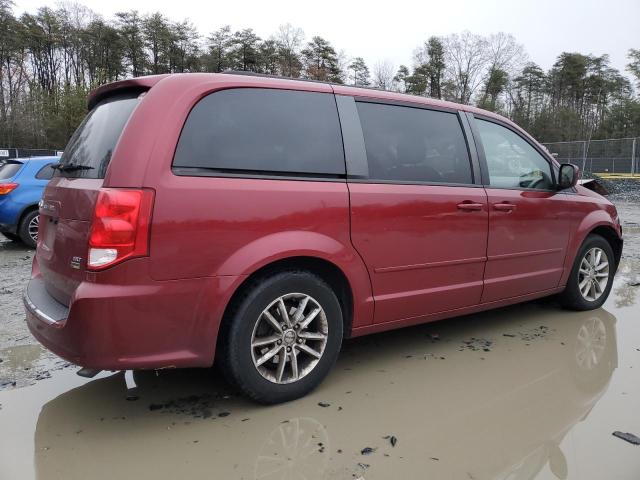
(1, 201), (639, 479)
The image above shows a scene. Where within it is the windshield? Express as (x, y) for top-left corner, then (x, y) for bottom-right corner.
(57, 92), (143, 179)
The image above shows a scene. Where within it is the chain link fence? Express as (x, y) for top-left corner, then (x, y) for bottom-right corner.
(0, 148), (63, 160)
(542, 138), (640, 175)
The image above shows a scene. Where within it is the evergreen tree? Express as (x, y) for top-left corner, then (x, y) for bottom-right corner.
(206, 26), (232, 73)
(301, 36), (343, 83)
(230, 28), (260, 71)
(0, 3), (638, 148)
(393, 65), (410, 93)
(426, 36), (445, 98)
(115, 11), (145, 77)
(349, 57), (370, 86)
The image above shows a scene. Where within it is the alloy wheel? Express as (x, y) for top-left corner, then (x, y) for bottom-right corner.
(577, 247), (609, 302)
(251, 293), (328, 384)
(28, 214), (39, 243)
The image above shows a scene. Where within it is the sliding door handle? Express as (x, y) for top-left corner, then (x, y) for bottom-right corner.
(457, 202), (484, 211)
(493, 202), (516, 212)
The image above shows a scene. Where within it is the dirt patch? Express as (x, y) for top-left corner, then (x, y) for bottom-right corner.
(0, 240), (34, 351)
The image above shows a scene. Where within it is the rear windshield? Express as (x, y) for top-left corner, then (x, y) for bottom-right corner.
(0, 161), (23, 180)
(57, 92), (142, 178)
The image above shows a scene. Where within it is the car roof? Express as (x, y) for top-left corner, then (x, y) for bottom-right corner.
(23, 156), (60, 164)
(87, 72), (541, 151)
(88, 72), (503, 120)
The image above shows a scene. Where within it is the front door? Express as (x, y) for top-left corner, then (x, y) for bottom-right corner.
(472, 117), (573, 303)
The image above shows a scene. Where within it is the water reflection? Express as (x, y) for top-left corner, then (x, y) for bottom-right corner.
(255, 418), (329, 480)
(33, 305), (617, 480)
(613, 257), (640, 308)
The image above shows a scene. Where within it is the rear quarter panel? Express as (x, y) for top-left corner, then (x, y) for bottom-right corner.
(147, 176), (373, 328)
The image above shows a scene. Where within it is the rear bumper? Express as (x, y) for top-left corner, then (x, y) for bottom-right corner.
(24, 266), (242, 370)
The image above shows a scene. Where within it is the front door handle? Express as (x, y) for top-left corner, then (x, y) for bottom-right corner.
(457, 202), (484, 211)
(493, 202), (516, 212)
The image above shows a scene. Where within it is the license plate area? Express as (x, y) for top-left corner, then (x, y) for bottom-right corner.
(38, 200), (61, 260)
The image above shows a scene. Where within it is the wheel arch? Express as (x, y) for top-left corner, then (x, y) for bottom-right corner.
(560, 211), (622, 287)
(214, 255), (357, 367)
(17, 203), (39, 230)
(588, 225), (623, 268)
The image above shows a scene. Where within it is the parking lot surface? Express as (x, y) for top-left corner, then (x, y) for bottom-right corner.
(1, 202), (639, 480)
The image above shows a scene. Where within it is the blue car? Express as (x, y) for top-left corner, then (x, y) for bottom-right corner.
(0, 156), (60, 247)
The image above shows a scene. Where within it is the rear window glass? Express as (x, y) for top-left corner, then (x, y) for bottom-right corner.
(0, 162), (22, 180)
(173, 88), (345, 177)
(57, 92), (142, 178)
(356, 102), (473, 184)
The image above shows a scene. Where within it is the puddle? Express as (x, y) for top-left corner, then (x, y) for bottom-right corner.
(1, 284), (640, 479)
(0, 345), (72, 389)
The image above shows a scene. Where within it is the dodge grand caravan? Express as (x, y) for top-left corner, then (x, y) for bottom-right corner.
(24, 73), (623, 403)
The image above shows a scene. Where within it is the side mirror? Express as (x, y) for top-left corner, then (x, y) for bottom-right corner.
(558, 163), (579, 190)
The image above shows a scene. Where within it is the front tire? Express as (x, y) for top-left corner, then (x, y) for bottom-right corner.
(221, 270), (343, 404)
(559, 234), (615, 310)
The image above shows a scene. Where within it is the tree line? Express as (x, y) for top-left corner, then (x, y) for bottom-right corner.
(1, 0), (639, 149)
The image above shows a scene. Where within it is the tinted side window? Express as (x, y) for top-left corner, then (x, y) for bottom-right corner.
(356, 102), (472, 184)
(476, 119), (553, 190)
(35, 163), (56, 180)
(173, 89), (345, 176)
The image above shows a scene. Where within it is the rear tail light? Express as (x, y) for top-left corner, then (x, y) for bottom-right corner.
(88, 188), (154, 270)
(0, 183), (18, 195)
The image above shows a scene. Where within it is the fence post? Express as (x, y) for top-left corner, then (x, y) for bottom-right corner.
(632, 137), (637, 175)
(582, 141), (587, 173)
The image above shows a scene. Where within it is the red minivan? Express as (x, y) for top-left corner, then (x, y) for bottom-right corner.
(24, 73), (623, 403)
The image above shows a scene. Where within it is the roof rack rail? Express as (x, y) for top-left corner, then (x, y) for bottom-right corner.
(221, 70), (393, 94)
(222, 70), (334, 85)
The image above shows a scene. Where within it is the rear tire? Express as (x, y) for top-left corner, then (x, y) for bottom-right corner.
(559, 234), (615, 311)
(18, 209), (39, 248)
(221, 270), (343, 404)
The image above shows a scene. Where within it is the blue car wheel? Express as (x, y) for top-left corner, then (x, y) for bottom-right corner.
(18, 209), (39, 248)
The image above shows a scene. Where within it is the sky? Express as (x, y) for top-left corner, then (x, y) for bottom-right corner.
(13, 0), (640, 76)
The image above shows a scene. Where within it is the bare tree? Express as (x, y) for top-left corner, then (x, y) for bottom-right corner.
(485, 32), (527, 75)
(441, 31), (488, 104)
(1, 3), (639, 150)
(275, 23), (304, 77)
(0, 0), (28, 139)
(56, 2), (94, 88)
(335, 49), (350, 84)
(372, 60), (395, 90)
